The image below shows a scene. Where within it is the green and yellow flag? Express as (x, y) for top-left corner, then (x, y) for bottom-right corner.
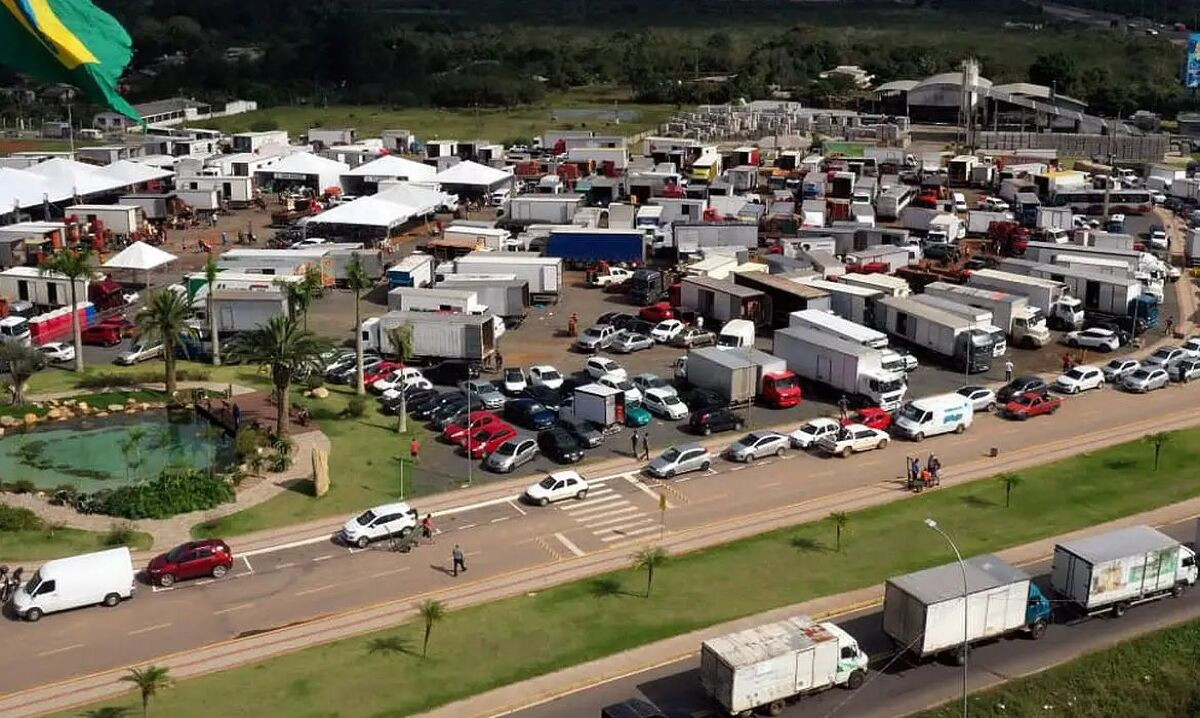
(0, 0), (142, 122)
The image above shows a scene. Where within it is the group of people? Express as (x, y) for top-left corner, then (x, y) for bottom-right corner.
(630, 430), (650, 460)
(908, 454), (942, 491)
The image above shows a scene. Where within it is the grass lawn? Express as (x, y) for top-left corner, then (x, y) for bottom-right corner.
(61, 427), (1200, 718)
(915, 618), (1200, 718)
(0, 525), (152, 562)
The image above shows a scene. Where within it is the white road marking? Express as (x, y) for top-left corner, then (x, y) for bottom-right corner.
(466, 551), (483, 557)
(490, 516), (510, 523)
(559, 496), (625, 514)
(37, 644), (83, 657)
(128, 622), (172, 636)
(507, 500), (527, 516)
(294, 583), (337, 597)
(150, 585), (174, 593)
(276, 562), (296, 569)
(457, 523), (478, 530)
(213, 602), (255, 615)
(593, 517), (655, 536)
(563, 497), (629, 517)
(729, 465), (747, 472)
(553, 532), (585, 557)
(778, 454), (797, 460)
(241, 535), (331, 557)
(600, 524), (659, 542)
(371, 567), (410, 578)
(312, 555), (333, 562)
(624, 473), (671, 506)
(583, 511), (647, 529)
(575, 505), (640, 523)
(241, 556), (254, 573)
(432, 493), (522, 516)
(760, 481), (781, 488)
(195, 579), (214, 586)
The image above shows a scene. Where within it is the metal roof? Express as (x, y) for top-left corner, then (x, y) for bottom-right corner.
(888, 554), (1029, 605)
(682, 275), (763, 298)
(1056, 526), (1178, 565)
(875, 80), (919, 93)
(734, 271), (829, 299)
(702, 616), (836, 667)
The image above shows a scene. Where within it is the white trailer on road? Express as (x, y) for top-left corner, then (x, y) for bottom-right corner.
(700, 615), (869, 717)
(773, 326), (907, 410)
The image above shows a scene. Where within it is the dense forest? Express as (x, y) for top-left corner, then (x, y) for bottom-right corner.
(4, 0), (1197, 122)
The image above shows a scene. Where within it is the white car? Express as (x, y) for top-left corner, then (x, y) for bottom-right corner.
(528, 365), (563, 390)
(726, 431), (788, 462)
(597, 373), (642, 403)
(381, 377), (433, 401)
(1181, 337), (1200, 359)
(816, 424), (890, 458)
(1064, 328), (1120, 352)
(952, 192), (967, 212)
(114, 341), (163, 365)
(372, 367), (426, 394)
(789, 418), (841, 449)
(955, 386), (997, 413)
(1101, 358), (1140, 382)
(642, 387), (688, 419)
(1055, 365), (1104, 394)
(1150, 191), (1167, 205)
(523, 470), (589, 506)
(586, 356), (625, 380)
(1149, 226), (1169, 250)
(650, 319), (684, 343)
(977, 196), (1009, 212)
(340, 502), (417, 548)
(502, 367), (527, 394)
(38, 342), (75, 363)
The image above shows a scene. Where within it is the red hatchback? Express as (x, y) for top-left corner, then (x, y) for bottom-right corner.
(444, 411), (501, 443)
(464, 424), (518, 458)
(362, 361), (404, 385)
(81, 322), (123, 347)
(639, 302), (675, 323)
(841, 407), (893, 432)
(146, 539), (234, 587)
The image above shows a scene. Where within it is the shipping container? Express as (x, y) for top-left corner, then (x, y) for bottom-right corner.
(386, 253), (434, 289)
(361, 310), (496, 364)
(452, 251), (562, 300)
(874, 296), (993, 373)
(545, 228), (645, 264)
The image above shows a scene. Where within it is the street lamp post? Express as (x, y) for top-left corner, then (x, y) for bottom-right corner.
(924, 517), (969, 718)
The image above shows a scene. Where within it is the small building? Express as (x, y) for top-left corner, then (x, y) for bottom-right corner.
(64, 204), (142, 236)
(381, 130), (416, 153)
(76, 146), (135, 165)
(175, 175), (255, 206)
(308, 127), (356, 148)
(0, 222), (64, 268)
(94, 97), (211, 132)
(0, 266), (88, 308)
(678, 275), (767, 325)
(231, 130), (290, 154)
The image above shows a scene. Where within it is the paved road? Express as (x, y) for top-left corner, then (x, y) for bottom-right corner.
(509, 519), (1200, 718)
(4, 378), (1200, 713)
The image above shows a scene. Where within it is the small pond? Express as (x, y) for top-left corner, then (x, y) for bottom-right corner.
(0, 409), (235, 492)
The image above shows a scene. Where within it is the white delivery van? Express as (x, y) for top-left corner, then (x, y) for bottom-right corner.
(893, 392), (973, 442)
(716, 319), (755, 350)
(13, 547), (136, 621)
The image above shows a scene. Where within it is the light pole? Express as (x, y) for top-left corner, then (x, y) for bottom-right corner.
(924, 517), (969, 718)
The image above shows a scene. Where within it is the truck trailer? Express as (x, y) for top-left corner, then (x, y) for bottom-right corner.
(387, 287), (486, 314)
(794, 277), (883, 326)
(436, 278), (529, 323)
(909, 294), (1007, 357)
(361, 310), (497, 367)
(731, 272), (831, 328)
(545, 228), (646, 266)
(785, 309), (907, 375)
(966, 269), (1083, 329)
(873, 296), (994, 373)
(452, 251), (562, 302)
(838, 273), (912, 298)
(386, 253), (434, 289)
(921, 282), (1050, 348)
(682, 346), (800, 409)
(773, 326), (907, 410)
(1029, 264), (1158, 328)
(504, 194), (584, 225)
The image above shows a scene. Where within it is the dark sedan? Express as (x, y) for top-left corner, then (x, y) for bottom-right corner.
(538, 427), (586, 464)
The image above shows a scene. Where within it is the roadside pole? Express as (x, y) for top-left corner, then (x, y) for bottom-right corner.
(659, 492), (668, 540)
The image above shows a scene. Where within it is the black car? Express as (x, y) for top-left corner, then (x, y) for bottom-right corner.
(423, 361), (478, 387)
(427, 396), (469, 425)
(625, 319), (656, 337)
(601, 699), (667, 718)
(410, 392), (461, 420)
(505, 399), (557, 430)
(688, 407), (743, 436)
(380, 388), (437, 415)
(538, 427), (586, 463)
(996, 376), (1048, 404)
(522, 385), (563, 410)
(597, 312), (636, 329)
(557, 418), (603, 448)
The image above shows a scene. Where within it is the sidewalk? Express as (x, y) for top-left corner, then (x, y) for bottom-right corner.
(420, 498), (1200, 718)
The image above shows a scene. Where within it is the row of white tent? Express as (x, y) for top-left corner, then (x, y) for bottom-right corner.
(0, 157), (174, 213)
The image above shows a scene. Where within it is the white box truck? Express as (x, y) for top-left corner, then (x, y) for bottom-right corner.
(13, 547), (136, 621)
(1187, 228), (1200, 268)
(1051, 525), (1197, 617)
(700, 615), (869, 717)
(965, 210), (1014, 236)
(683, 347), (799, 409)
(883, 554), (1052, 661)
(361, 310), (497, 365)
(453, 251), (562, 301)
(838, 272), (912, 298)
(910, 294), (1007, 357)
(966, 269), (1083, 330)
(786, 308), (906, 375)
(1029, 264), (1151, 320)
(794, 278), (883, 326)
(922, 282), (1050, 348)
(874, 296), (994, 373)
(773, 326), (907, 410)
(210, 290), (288, 333)
(1036, 206), (1073, 232)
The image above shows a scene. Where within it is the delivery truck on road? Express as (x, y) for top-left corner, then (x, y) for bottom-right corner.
(1051, 525), (1197, 618)
(773, 326), (907, 410)
(883, 553), (1052, 663)
(700, 615), (869, 717)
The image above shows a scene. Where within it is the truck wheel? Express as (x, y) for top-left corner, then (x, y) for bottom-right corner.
(766, 700), (786, 716)
(846, 669), (866, 689)
(539, 497), (550, 507)
(955, 423), (966, 434)
(24, 607), (41, 622)
(1172, 583), (1186, 598)
(912, 432), (924, 442)
(1029, 619), (1048, 640)
(1112, 602), (1129, 618)
(102, 593), (120, 608)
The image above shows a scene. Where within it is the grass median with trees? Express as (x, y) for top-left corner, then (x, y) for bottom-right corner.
(62, 427), (1200, 717)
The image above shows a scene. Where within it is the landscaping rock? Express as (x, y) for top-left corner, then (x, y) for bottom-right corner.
(76, 401), (89, 413)
(0, 415), (17, 428)
(22, 413), (38, 425)
(96, 411), (108, 417)
(310, 387), (330, 399)
(107, 404), (124, 413)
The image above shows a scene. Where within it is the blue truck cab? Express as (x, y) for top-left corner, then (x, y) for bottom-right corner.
(1025, 583), (1052, 636)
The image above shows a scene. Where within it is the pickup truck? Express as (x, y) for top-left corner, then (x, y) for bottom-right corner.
(588, 267), (634, 287)
(1000, 392), (1061, 420)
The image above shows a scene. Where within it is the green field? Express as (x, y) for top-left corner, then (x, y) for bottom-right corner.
(199, 87), (676, 145)
(0, 525), (152, 562)
(915, 617), (1200, 718)
(60, 426), (1200, 718)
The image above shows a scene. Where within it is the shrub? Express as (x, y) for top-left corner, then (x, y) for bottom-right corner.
(95, 468), (235, 520)
(269, 437), (295, 472)
(103, 521), (138, 546)
(0, 504), (44, 532)
(305, 374), (325, 391)
(234, 425), (267, 460)
(11, 479), (35, 494)
(345, 395), (367, 418)
(75, 369), (211, 390)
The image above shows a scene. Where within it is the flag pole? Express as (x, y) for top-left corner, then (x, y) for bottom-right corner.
(67, 99), (75, 157)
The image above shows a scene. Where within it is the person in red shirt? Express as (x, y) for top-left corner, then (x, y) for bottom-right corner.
(410, 437), (420, 464)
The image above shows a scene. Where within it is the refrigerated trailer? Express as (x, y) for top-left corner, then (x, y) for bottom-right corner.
(361, 310), (497, 366)
(838, 272), (912, 298)
(452, 251), (562, 301)
(873, 296), (994, 373)
(773, 326), (907, 410)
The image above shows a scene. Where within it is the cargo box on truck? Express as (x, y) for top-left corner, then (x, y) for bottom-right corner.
(387, 253), (434, 289)
(1029, 264), (1157, 325)
(794, 278), (883, 326)
(909, 294), (1007, 357)
(731, 272), (831, 328)
(785, 309), (907, 375)
(545, 228), (645, 265)
(361, 310), (497, 366)
(838, 272), (912, 298)
(1187, 229), (1200, 268)
(504, 194), (585, 225)
(387, 287), (486, 314)
(773, 326), (907, 410)
(437, 278), (529, 323)
(453, 251), (562, 301)
(700, 616), (869, 717)
(873, 296), (993, 373)
(1051, 526), (1197, 617)
(965, 210), (1014, 236)
(679, 276), (766, 325)
(682, 346), (799, 409)
(883, 554), (1052, 661)
(210, 290), (288, 334)
(922, 282), (1051, 348)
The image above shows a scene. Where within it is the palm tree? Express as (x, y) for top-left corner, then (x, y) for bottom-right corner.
(829, 511), (848, 552)
(229, 316), (329, 438)
(135, 289), (194, 399)
(418, 598), (446, 658)
(41, 249), (92, 372)
(203, 256), (221, 366)
(0, 341), (44, 405)
(632, 546), (668, 597)
(998, 472), (1022, 508)
(118, 665), (171, 718)
(120, 426), (148, 482)
(344, 255), (372, 395)
(387, 324), (415, 434)
(1144, 432), (1171, 471)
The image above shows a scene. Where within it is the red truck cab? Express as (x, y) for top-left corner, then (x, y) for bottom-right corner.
(760, 371), (802, 408)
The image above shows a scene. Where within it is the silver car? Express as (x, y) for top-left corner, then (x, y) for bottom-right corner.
(631, 372), (676, 396)
(647, 443), (713, 478)
(1122, 367), (1169, 393)
(1170, 358), (1200, 383)
(575, 324), (617, 352)
(459, 379), (506, 410)
(483, 436), (540, 473)
(1101, 358), (1140, 382)
(1144, 346), (1186, 369)
(611, 332), (655, 354)
(725, 431), (788, 462)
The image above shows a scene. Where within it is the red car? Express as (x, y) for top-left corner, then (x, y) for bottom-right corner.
(81, 322), (124, 347)
(1001, 392), (1062, 420)
(841, 407), (892, 431)
(464, 423), (519, 459)
(362, 361), (404, 384)
(639, 302), (675, 323)
(444, 411), (501, 443)
(145, 539), (234, 587)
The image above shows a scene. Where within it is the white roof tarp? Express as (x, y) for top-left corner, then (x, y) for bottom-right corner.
(25, 157), (131, 197)
(373, 183), (453, 216)
(105, 159), (174, 184)
(0, 167), (71, 210)
(303, 195), (417, 229)
(434, 160), (510, 188)
(257, 151), (348, 189)
(344, 154), (437, 182)
(102, 240), (178, 271)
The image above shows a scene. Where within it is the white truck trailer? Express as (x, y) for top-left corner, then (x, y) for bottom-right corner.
(909, 294), (1007, 357)
(1051, 525), (1197, 618)
(1187, 228), (1200, 268)
(210, 290), (288, 333)
(504, 194), (584, 225)
(874, 296), (994, 373)
(794, 278), (883, 326)
(773, 326), (907, 410)
(883, 554), (1052, 661)
(700, 616), (869, 717)
(785, 308), (907, 375)
(1028, 264), (1148, 319)
(965, 210), (1013, 236)
(452, 251), (562, 302)
(361, 310), (497, 366)
(838, 272), (912, 298)
(387, 287), (486, 314)
(966, 268), (1083, 329)
(922, 282), (1050, 348)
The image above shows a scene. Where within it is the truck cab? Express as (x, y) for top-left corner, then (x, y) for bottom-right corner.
(1049, 297), (1085, 331)
(0, 316), (31, 346)
(716, 319), (755, 350)
(862, 372), (907, 411)
(759, 371), (801, 408)
(1025, 583), (1053, 634)
(1013, 306), (1051, 348)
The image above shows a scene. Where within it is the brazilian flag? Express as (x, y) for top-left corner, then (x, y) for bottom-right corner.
(0, 0), (142, 122)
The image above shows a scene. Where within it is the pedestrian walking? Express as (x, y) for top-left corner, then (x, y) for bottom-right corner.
(1004, 359), (1013, 383)
(909, 456), (921, 485)
(451, 544), (466, 576)
(410, 437), (421, 464)
(221, 231), (228, 245)
(837, 394), (850, 421)
(696, 315), (704, 330)
(1061, 352), (1072, 372)
(1167, 315), (1175, 338)
(641, 432), (650, 461)
(421, 514), (435, 542)
(630, 430), (640, 458)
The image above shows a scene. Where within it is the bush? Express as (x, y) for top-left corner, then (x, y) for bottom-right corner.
(95, 467), (235, 520)
(103, 521), (138, 546)
(305, 374), (325, 391)
(10, 479), (35, 494)
(0, 504), (44, 532)
(269, 437), (295, 472)
(345, 396), (367, 418)
(75, 369), (212, 390)
(234, 425), (267, 461)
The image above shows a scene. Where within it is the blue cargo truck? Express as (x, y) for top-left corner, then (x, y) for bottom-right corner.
(545, 228), (646, 267)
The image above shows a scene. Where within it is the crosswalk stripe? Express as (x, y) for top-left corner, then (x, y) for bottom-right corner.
(558, 493), (622, 510)
(575, 504), (640, 522)
(600, 524), (660, 541)
(580, 509), (645, 528)
(560, 497), (628, 515)
(593, 517), (655, 536)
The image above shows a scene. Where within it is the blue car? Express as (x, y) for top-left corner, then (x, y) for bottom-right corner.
(505, 399), (556, 430)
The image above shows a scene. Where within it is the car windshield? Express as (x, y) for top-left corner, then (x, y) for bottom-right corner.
(1131, 370), (1150, 379)
(583, 328), (603, 338)
(506, 369), (522, 380)
(495, 442), (518, 456)
(355, 510), (377, 526)
(22, 571), (41, 596)
(1152, 349), (1172, 359)
(662, 395), (681, 405)
(616, 380), (633, 390)
(898, 404), (929, 422)
(661, 448), (681, 462)
(773, 376), (799, 391)
(1064, 369), (1085, 380)
(538, 477), (556, 489)
(541, 370), (560, 380)
(1105, 360), (1126, 370)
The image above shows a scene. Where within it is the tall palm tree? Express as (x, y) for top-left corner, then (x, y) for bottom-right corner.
(387, 324), (415, 433)
(229, 316), (329, 438)
(41, 249), (92, 372)
(118, 665), (171, 718)
(998, 473), (1022, 508)
(1144, 431), (1171, 471)
(829, 511), (848, 552)
(203, 256), (221, 366)
(418, 598), (446, 658)
(0, 341), (44, 406)
(344, 255), (372, 395)
(135, 289), (194, 399)
(277, 267), (323, 329)
(632, 546), (668, 597)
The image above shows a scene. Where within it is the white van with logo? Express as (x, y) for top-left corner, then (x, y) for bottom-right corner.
(893, 392), (973, 442)
(13, 547), (136, 622)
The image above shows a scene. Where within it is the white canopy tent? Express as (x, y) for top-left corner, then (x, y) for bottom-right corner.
(343, 155), (437, 184)
(255, 152), (348, 192)
(104, 159), (174, 185)
(302, 194), (419, 245)
(373, 183), (455, 216)
(434, 160), (511, 188)
(25, 157), (131, 198)
(0, 167), (72, 211)
(102, 240), (179, 286)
